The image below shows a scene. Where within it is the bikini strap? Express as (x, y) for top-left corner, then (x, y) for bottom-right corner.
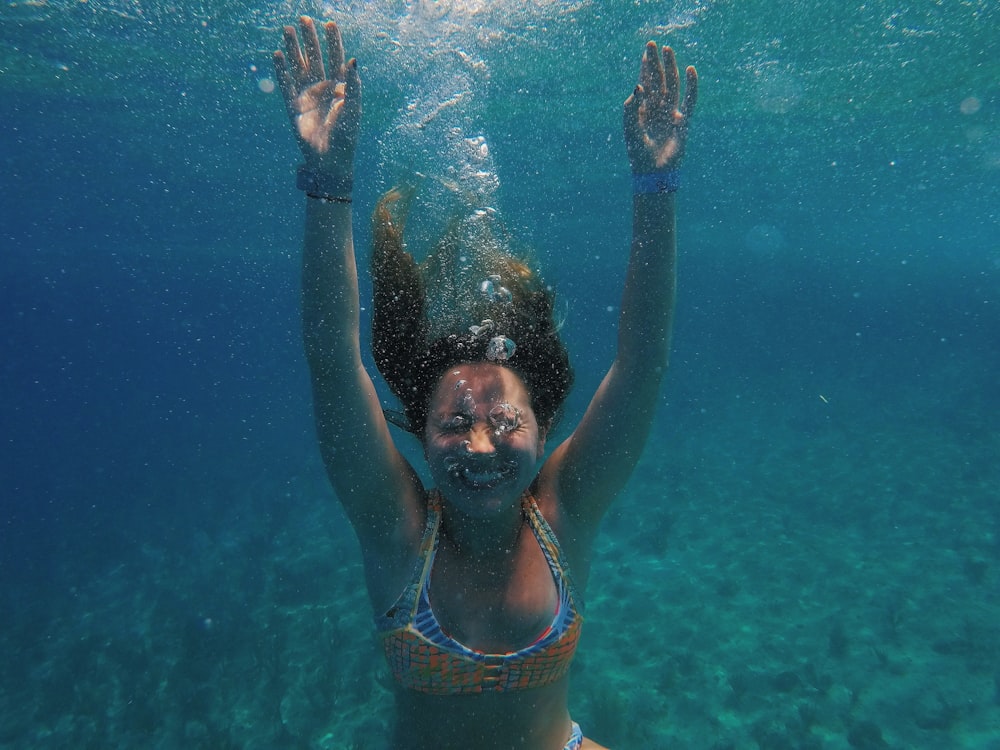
(521, 492), (584, 614)
(380, 491), (441, 628)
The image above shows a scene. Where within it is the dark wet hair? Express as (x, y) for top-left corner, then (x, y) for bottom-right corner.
(371, 187), (573, 436)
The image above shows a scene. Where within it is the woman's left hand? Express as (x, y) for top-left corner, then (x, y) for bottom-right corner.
(623, 42), (698, 174)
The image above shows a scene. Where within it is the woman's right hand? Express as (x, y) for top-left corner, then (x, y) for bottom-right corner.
(273, 16), (361, 177)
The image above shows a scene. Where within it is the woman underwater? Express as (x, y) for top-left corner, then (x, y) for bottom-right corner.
(274, 16), (697, 750)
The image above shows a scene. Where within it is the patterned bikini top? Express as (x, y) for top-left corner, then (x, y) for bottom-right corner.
(375, 491), (584, 695)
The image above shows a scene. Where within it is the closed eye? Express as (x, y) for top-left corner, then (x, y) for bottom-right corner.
(488, 403), (522, 435)
(441, 414), (473, 433)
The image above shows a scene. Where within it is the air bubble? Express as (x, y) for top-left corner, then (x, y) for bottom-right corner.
(479, 275), (512, 304)
(960, 96), (981, 115)
(486, 336), (516, 362)
(461, 389), (477, 412)
(469, 319), (495, 338)
(488, 402), (521, 435)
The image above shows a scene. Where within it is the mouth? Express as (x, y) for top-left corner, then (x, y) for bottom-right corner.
(445, 460), (517, 490)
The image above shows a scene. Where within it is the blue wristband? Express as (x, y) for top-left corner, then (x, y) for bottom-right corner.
(297, 165), (353, 203)
(632, 170), (680, 195)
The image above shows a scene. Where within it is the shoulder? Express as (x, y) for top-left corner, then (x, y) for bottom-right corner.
(533, 444), (614, 535)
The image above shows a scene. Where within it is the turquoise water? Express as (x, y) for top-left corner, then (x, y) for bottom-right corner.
(2, 1), (999, 747)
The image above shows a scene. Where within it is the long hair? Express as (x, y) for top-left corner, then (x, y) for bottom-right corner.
(371, 186), (572, 436)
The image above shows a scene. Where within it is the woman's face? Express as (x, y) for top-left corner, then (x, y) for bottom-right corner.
(424, 363), (545, 517)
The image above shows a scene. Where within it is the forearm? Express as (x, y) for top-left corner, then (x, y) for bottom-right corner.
(301, 197), (363, 374)
(616, 191), (677, 378)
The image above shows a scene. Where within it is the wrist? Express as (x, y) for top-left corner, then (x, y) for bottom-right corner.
(632, 170), (680, 195)
(297, 165), (353, 203)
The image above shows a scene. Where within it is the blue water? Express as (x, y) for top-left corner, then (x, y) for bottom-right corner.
(2, 1), (999, 747)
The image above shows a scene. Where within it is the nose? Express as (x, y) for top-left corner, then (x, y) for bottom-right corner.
(465, 424), (496, 454)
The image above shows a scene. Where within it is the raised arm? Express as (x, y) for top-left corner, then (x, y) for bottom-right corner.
(544, 42), (698, 528)
(274, 18), (420, 540)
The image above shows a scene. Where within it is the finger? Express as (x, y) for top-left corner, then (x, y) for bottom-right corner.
(662, 46), (680, 112)
(282, 25), (305, 80)
(336, 58), (362, 138)
(343, 57), (361, 112)
(325, 97), (344, 138)
(639, 41), (661, 98)
(623, 84), (642, 137)
(681, 65), (698, 119)
(273, 51), (299, 116)
(299, 16), (326, 82)
(325, 21), (345, 78)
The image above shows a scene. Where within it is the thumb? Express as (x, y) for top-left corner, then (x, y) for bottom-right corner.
(344, 58), (361, 114)
(623, 85), (642, 139)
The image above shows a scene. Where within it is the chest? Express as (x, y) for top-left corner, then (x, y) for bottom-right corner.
(428, 528), (559, 653)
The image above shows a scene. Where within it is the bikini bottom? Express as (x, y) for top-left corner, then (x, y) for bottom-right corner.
(564, 721), (584, 750)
